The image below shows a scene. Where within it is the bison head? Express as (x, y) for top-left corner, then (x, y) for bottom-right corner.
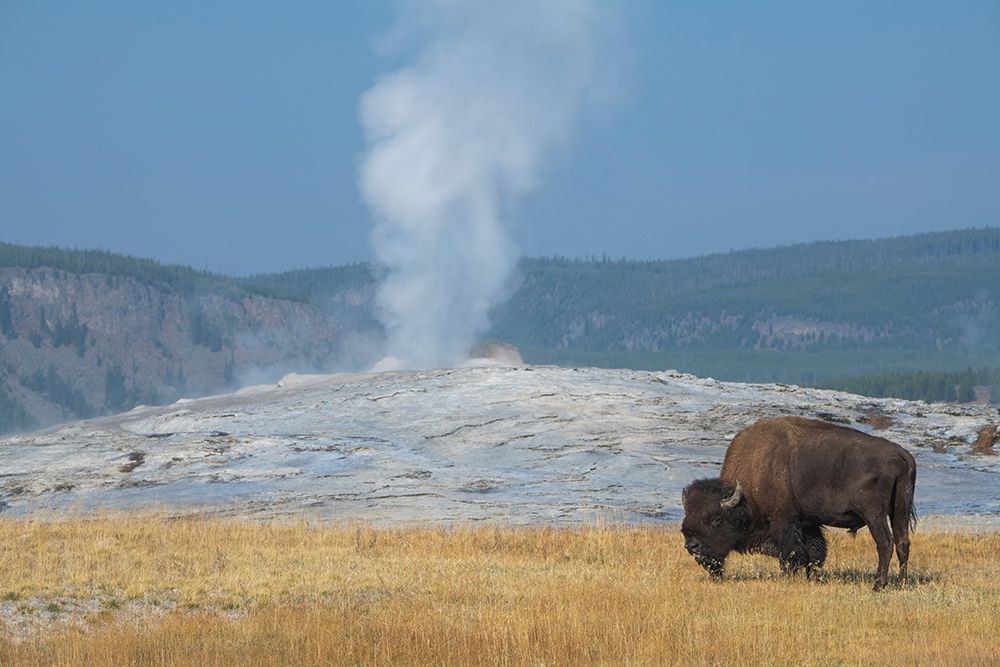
(680, 478), (750, 577)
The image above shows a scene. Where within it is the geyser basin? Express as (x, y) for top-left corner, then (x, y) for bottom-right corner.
(1, 366), (998, 524)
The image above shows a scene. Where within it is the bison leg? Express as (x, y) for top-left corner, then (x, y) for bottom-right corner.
(773, 523), (810, 576)
(802, 525), (827, 580)
(890, 477), (914, 585)
(891, 509), (911, 584)
(862, 513), (893, 592)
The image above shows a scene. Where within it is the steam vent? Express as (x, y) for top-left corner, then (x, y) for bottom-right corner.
(468, 341), (524, 365)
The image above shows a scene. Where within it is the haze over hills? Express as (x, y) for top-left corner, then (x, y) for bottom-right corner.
(0, 244), (351, 434)
(493, 228), (1000, 383)
(0, 227), (998, 434)
(247, 226), (1000, 383)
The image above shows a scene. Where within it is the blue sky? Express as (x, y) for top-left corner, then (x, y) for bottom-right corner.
(2, 1), (998, 275)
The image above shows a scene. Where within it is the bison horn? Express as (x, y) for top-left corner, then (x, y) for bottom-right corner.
(720, 481), (742, 510)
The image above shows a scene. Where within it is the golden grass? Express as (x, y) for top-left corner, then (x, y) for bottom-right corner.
(1, 516), (999, 666)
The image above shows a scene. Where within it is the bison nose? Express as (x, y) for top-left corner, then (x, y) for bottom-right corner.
(685, 537), (700, 554)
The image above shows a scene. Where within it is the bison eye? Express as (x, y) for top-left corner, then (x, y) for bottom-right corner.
(709, 516), (722, 527)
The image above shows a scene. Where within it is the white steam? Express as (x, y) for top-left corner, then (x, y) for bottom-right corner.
(359, 0), (600, 369)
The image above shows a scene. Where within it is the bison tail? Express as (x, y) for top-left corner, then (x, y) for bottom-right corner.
(907, 465), (918, 533)
(893, 461), (917, 534)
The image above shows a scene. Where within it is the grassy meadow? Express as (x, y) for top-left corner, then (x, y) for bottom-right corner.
(1, 516), (998, 666)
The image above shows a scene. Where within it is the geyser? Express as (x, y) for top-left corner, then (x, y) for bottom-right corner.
(359, 0), (601, 369)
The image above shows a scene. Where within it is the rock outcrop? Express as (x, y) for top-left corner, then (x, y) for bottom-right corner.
(0, 267), (346, 433)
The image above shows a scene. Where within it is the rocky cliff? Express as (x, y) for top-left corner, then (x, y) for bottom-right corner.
(0, 267), (346, 433)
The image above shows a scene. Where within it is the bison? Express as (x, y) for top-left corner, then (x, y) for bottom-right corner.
(681, 416), (916, 591)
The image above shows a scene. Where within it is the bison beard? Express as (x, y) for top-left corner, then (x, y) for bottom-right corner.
(681, 416), (916, 591)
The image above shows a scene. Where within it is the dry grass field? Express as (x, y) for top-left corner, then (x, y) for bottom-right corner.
(1, 515), (998, 666)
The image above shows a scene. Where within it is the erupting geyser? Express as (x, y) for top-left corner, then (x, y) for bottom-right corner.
(359, 0), (602, 369)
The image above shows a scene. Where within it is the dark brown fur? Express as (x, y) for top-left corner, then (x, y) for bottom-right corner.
(681, 416), (916, 591)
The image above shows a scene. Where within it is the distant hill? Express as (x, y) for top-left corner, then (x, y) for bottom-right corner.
(489, 227), (1000, 385)
(0, 242), (278, 299)
(0, 245), (355, 434)
(245, 227), (1000, 385)
(1, 227), (998, 433)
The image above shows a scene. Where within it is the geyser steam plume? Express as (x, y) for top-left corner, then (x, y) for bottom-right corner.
(360, 0), (600, 369)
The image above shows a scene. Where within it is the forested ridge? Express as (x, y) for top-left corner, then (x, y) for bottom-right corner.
(1, 227), (998, 434)
(243, 227), (1000, 388)
(0, 242), (260, 298)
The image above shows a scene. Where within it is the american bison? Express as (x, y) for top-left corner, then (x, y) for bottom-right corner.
(681, 416), (916, 591)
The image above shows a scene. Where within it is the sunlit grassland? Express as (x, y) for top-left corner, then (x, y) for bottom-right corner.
(1, 516), (998, 666)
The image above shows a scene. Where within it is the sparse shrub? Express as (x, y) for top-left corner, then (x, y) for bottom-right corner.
(860, 413), (893, 429)
(972, 424), (998, 454)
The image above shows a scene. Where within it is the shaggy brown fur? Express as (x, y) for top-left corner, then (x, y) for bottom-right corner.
(682, 416), (916, 591)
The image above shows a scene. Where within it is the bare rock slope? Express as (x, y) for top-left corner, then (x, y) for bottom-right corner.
(0, 266), (346, 432)
(1, 365), (997, 524)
